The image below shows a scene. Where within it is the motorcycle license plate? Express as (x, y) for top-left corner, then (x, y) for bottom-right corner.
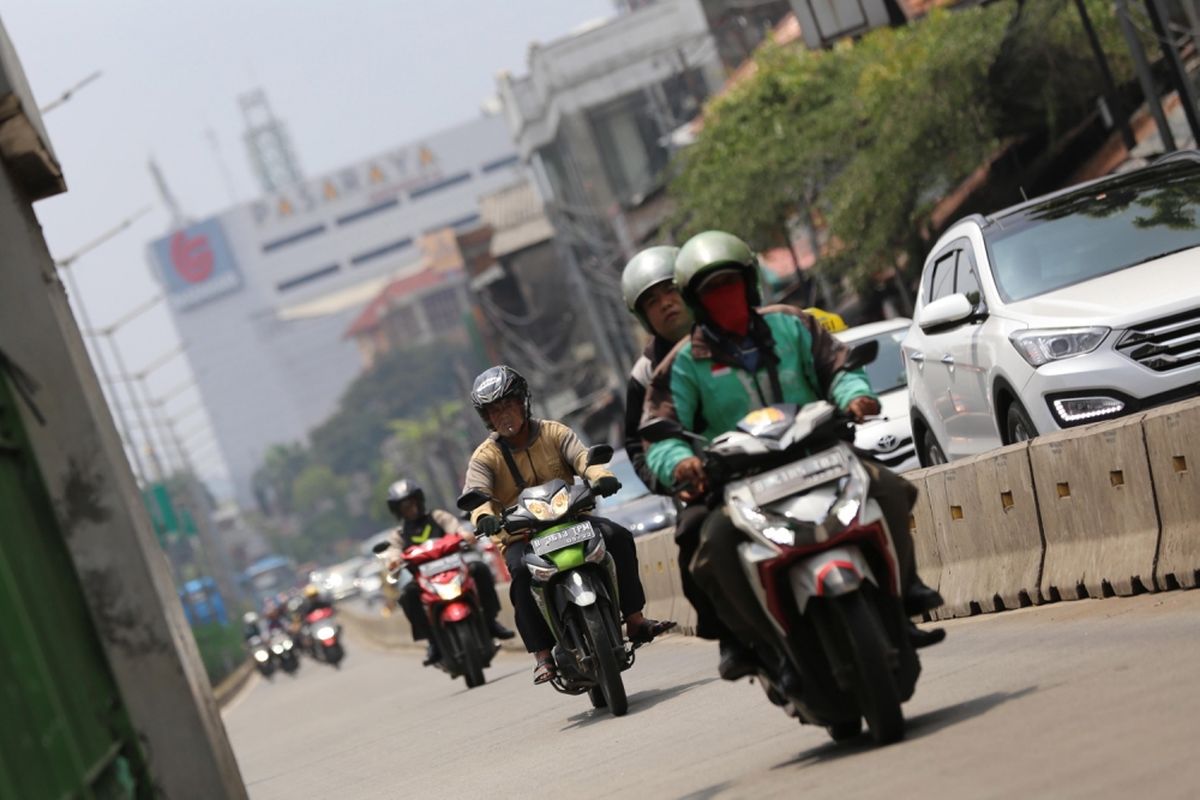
(531, 521), (595, 556)
(746, 449), (849, 506)
(418, 553), (463, 577)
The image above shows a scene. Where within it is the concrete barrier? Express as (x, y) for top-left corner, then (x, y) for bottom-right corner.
(922, 443), (1043, 618)
(1030, 415), (1158, 600)
(903, 466), (943, 607)
(1142, 400), (1200, 590)
(213, 660), (254, 709)
(635, 530), (678, 625)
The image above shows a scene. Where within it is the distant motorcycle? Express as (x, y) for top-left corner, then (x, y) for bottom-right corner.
(459, 444), (635, 717)
(248, 635), (275, 678)
(303, 607), (345, 667)
(375, 533), (497, 689)
(642, 341), (925, 744)
(269, 630), (300, 675)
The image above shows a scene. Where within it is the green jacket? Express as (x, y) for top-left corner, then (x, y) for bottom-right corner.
(643, 305), (875, 487)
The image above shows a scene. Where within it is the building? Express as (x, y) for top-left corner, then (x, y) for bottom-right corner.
(495, 0), (790, 384)
(147, 114), (524, 508)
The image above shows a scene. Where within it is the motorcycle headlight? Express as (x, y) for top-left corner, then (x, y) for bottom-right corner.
(829, 459), (870, 528)
(1010, 327), (1109, 367)
(315, 626), (336, 640)
(283, 640), (293, 650)
(525, 487), (570, 522)
(729, 496), (793, 547)
(526, 561), (559, 581)
(254, 650), (270, 662)
(271, 644), (284, 654)
(434, 578), (464, 600)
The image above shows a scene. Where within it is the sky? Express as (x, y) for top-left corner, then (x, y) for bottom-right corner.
(1, 0), (614, 498)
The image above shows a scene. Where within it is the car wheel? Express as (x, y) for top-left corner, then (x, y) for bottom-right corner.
(1005, 401), (1038, 444)
(920, 429), (947, 466)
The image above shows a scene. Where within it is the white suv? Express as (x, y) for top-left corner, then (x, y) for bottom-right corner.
(903, 154), (1200, 465)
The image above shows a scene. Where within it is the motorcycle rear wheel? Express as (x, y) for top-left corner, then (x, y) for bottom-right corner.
(833, 593), (904, 744)
(581, 604), (627, 716)
(449, 622), (486, 689)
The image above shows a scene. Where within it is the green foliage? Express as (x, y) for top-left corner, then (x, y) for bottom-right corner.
(191, 621), (245, 686)
(670, 0), (1136, 285)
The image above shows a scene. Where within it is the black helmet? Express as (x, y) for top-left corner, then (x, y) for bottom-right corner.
(470, 365), (530, 430)
(386, 479), (424, 520)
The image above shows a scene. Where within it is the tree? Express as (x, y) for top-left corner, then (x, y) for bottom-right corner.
(670, 0), (1138, 288)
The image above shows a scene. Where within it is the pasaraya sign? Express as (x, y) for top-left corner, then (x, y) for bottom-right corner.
(150, 218), (243, 310)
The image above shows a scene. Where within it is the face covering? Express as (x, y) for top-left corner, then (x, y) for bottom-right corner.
(699, 280), (751, 336)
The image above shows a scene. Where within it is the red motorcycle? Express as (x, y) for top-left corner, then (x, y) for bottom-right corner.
(303, 607), (344, 668)
(396, 533), (498, 688)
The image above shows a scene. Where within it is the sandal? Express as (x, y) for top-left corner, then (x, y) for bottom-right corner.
(627, 618), (677, 645)
(533, 656), (557, 685)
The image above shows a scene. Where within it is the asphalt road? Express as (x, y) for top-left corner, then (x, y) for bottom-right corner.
(223, 591), (1200, 799)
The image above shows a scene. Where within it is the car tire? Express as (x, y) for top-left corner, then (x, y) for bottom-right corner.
(1004, 401), (1039, 444)
(919, 428), (947, 466)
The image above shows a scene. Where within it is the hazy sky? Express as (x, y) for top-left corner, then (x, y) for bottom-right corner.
(2, 0), (613, 496)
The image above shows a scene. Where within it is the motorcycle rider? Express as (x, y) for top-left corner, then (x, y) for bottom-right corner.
(294, 584), (333, 648)
(379, 478), (515, 666)
(464, 365), (676, 685)
(241, 611), (263, 642)
(620, 247), (750, 678)
(642, 231), (945, 688)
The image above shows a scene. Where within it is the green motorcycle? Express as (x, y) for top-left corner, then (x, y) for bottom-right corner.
(458, 445), (633, 716)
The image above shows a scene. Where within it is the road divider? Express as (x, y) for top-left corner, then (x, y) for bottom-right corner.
(630, 398), (1200, 629)
(1142, 401), (1200, 590)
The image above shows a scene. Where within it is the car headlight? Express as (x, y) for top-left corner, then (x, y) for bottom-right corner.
(1010, 327), (1109, 367)
(254, 650), (270, 662)
(315, 625), (337, 640)
(1051, 396), (1126, 424)
(525, 487), (570, 522)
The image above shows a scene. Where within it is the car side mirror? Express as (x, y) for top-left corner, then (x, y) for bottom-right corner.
(457, 489), (492, 512)
(585, 444), (613, 467)
(371, 541), (391, 555)
(918, 293), (975, 332)
(842, 340), (879, 371)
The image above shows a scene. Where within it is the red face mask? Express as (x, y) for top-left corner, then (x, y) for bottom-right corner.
(699, 280), (751, 336)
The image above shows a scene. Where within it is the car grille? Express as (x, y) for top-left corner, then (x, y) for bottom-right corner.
(873, 437), (914, 468)
(1116, 308), (1200, 372)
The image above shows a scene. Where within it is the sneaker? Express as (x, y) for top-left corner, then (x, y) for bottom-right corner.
(717, 639), (758, 681)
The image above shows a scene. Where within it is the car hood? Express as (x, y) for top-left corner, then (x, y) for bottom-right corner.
(854, 389), (913, 451)
(602, 493), (675, 532)
(997, 248), (1200, 327)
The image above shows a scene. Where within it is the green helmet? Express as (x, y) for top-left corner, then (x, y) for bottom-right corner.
(621, 246), (680, 331)
(674, 230), (761, 309)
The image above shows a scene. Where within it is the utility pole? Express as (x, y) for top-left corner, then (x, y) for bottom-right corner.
(1145, 0), (1200, 147)
(1115, 0), (1177, 151)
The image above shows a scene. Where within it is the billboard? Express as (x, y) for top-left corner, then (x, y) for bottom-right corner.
(150, 217), (243, 310)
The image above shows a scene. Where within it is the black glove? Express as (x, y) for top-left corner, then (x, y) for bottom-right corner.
(591, 475), (622, 498)
(475, 515), (503, 536)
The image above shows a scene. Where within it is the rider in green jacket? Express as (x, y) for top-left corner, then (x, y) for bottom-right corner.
(642, 231), (945, 687)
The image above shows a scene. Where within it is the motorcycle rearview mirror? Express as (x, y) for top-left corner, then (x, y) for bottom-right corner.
(585, 444), (613, 467)
(457, 489), (492, 513)
(371, 541), (390, 555)
(841, 340), (879, 371)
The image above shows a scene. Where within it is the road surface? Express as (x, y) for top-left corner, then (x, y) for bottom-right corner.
(223, 591), (1200, 799)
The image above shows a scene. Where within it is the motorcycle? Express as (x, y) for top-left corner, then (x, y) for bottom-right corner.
(268, 630), (300, 675)
(374, 533), (497, 689)
(642, 341), (924, 744)
(458, 444), (634, 717)
(248, 635), (275, 678)
(303, 607), (344, 667)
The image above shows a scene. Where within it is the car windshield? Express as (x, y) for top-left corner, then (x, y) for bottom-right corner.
(596, 453), (651, 508)
(843, 328), (907, 394)
(985, 163), (1200, 302)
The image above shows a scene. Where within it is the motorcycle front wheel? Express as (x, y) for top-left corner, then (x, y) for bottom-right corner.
(833, 592), (904, 744)
(448, 622), (486, 689)
(580, 604), (627, 716)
